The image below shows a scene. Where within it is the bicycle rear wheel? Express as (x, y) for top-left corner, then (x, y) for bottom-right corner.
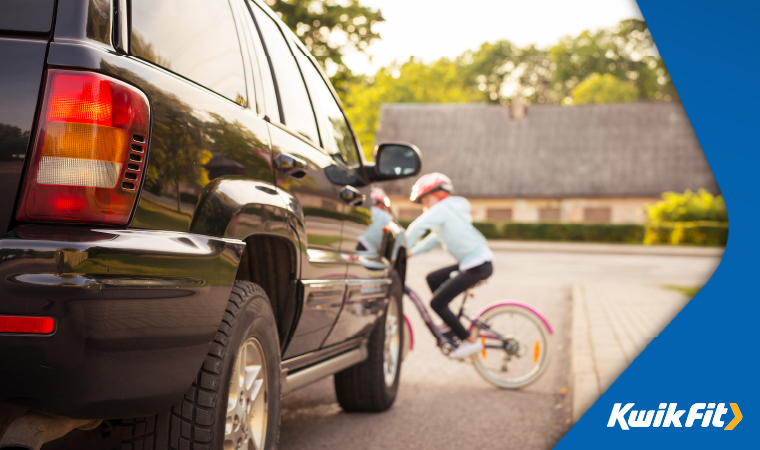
(470, 304), (552, 389)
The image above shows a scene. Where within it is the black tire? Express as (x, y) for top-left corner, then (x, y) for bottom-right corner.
(121, 281), (281, 450)
(334, 270), (404, 412)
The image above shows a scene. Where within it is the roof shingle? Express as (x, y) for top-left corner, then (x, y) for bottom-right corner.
(375, 102), (718, 198)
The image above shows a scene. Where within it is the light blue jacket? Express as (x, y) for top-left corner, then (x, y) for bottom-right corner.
(357, 206), (393, 254)
(406, 196), (493, 270)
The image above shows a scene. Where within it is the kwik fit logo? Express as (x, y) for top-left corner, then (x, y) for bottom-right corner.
(608, 403), (742, 430)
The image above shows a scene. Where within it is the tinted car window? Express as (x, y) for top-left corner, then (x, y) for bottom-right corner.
(294, 47), (359, 167)
(131, 0), (247, 105)
(249, 3), (320, 145)
(242, 0), (280, 121)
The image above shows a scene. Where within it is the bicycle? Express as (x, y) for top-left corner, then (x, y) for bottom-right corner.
(402, 282), (553, 389)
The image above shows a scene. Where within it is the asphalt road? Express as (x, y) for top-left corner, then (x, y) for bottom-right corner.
(279, 245), (721, 450)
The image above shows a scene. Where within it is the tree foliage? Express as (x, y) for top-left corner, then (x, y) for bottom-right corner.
(342, 58), (482, 155)
(457, 41), (556, 104)
(550, 19), (676, 104)
(264, 0), (382, 94)
(264, 10), (676, 159)
(456, 19), (676, 106)
(335, 19), (677, 156)
(571, 73), (638, 105)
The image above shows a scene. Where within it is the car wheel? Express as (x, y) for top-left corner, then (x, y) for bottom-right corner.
(121, 281), (281, 450)
(334, 270), (404, 412)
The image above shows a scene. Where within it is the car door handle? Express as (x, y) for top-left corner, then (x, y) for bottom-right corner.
(339, 186), (365, 206)
(274, 153), (308, 179)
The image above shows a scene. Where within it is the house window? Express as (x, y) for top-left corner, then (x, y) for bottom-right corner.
(539, 207), (561, 221)
(487, 208), (512, 222)
(399, 209), (422, 220)
(583, 207), (612, 223)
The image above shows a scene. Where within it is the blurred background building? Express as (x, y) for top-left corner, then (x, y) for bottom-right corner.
(376, 99), (717, 223)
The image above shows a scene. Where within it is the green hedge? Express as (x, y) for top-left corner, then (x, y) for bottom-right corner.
(399, 220), (500, 239)
(396, 220), (727, 246)
(500, 222), (645, 243)
(644, 221), (728, 246)
(473, 222), (501, 239)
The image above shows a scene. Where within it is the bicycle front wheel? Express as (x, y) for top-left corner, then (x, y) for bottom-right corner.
(470, 304), (552, 389)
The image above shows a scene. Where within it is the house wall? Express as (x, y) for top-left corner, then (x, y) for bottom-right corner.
(389, 196), (660, 224)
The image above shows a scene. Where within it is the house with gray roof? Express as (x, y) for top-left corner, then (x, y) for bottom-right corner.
(375, 101), (718, 224)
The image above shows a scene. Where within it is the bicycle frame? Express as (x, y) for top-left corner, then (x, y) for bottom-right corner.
(404, 285), (554, 389)
(404, 286), (512, 350)
(404, 286), (448, 342)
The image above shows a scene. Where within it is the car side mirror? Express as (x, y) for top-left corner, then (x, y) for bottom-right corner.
(367, 143), (422, 182)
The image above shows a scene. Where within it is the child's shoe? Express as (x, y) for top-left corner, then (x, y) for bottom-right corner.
(449, 340), (483, 359)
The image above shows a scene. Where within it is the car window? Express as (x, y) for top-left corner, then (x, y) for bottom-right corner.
(131, 0), (247, 105)
(294, 47), (360, 168)
(249, 3), (320, 145)
(241, 0), (279, 120)
(229, 0), (261, 114)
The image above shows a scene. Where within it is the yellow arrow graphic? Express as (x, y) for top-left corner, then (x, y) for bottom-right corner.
(724, 403), (742, 430)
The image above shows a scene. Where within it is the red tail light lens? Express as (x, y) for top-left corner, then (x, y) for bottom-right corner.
(0, 315), (55, 334)
(16, 69), (150, 225)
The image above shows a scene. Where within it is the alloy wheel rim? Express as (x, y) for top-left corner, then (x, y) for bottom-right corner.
(383, 295), (401, 387)
(224, 337), (268, 450)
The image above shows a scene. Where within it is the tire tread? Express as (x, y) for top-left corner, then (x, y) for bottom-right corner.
(121, 282), (271, 450)
(334, 271), (403, 412)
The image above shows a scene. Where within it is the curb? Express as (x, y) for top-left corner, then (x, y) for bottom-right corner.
(570, 284), (599, 424)
(488, 240), (724, 257)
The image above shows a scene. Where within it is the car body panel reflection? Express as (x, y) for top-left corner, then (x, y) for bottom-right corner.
(321, 278), (391, 348)
(0, 224), (243, 417)
(282, 279), (346, 359)
(0, 37), (48, 233)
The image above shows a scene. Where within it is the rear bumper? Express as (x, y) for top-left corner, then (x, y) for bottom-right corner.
(0, 225), (243, 419)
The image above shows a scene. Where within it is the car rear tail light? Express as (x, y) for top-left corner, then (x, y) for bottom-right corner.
(0, 315), (55, 334)
(16, 69), (150, 225)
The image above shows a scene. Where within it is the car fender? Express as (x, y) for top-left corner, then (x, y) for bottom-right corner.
(190, 177), (305, 258)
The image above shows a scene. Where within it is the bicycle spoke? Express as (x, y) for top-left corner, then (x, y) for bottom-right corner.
(470, 305), (551, 388)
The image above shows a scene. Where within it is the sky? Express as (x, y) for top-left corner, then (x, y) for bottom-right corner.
(341, 0), (644, 75)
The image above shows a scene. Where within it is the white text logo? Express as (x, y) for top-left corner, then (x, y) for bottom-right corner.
(607, 403), (742, 430)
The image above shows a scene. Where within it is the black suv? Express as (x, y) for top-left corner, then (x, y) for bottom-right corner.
(0, 1), (420, 449)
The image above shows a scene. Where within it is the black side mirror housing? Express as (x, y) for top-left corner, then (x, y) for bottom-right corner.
(366, 143), (422, 182)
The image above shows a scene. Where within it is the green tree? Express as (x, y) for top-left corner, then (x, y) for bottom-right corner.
(457, 41), (556, 104)
(264, 0), (382, 94)
(551, 19), (676, 104)
(342, 58), (481, 156)
(571, 73), (638, 104)
(454, 18), (676, 106)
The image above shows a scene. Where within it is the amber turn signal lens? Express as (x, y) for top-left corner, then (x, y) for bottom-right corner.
(16, 69), (150, 225)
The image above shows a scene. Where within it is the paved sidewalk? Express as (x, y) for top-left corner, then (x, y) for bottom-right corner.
(570, 282), (690, 423)
(489, 240), (724, 257)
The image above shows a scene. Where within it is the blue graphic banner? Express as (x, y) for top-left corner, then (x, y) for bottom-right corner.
(556, 1), (757, 447)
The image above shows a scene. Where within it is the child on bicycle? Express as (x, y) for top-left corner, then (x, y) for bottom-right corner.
(356, 187), (394, 254)
(405, 173), (494, 358)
